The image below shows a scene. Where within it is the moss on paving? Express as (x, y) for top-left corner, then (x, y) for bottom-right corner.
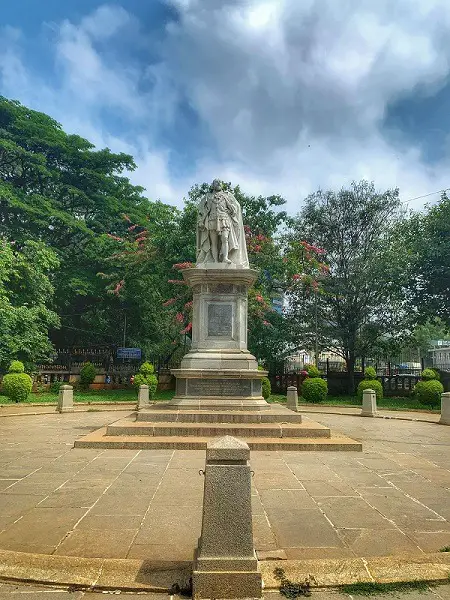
(341, 580), (432, 596)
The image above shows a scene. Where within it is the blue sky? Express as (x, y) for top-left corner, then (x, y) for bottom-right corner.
(1, 0), (450, 212)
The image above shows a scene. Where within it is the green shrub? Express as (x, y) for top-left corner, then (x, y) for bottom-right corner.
(1, 361), (32, 402)
(258, 365), (271, 399)
(357, 379), (383, 401)
(421, 368), (440, 381)
(79, 362), (96, 389)
(306, 365), (321, 378)
(414, 379), (444, 406)
(261, 377), (271, 399)
(301, 377), (328, 403)
(9, 360), (25, 373)
(133, 362), (158, 398)
(363, 366), (377, 379)
(50, 381), (64, 394)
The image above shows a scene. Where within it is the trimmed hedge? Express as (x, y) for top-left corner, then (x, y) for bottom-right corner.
(357, 379), (383, 401)
(363, 366), (377, 379)
(414, 379), (444, 406)
(79, 362), (96, 388)
(261, 377), (271, 399)
(306, 364), (321, 378)
(421, 368), (440, 381)
(1, 361), (32, 403)
(133, 362), (158, 398)
(301, 377), (328, 403)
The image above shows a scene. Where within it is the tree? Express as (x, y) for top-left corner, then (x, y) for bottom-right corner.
(287, 181), (407, 392)
(0, 97), (155, 348)
(0, 239), (60, 371)
(402, 193), (450, 326)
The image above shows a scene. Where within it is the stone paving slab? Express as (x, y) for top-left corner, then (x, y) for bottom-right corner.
(0, 411), (448, 566)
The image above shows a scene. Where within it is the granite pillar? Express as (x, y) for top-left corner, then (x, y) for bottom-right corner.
(440, 392), (450, 425)
(137, 384), (150, 410)
(193, 436), (262, 599)
(286, 386), (298, 412)
(56, 385), (74, 413)
(361, 388), (377, 417)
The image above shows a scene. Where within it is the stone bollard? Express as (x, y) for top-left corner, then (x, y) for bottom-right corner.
(286, 386), (298, 412)
(361, 388), (377, 417)
(440, 392), (450, 425)
(193, 436), (262, 600)
(56, 385), (74, 413)
(136, 384), (150, 410)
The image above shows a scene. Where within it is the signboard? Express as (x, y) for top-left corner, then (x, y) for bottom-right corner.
(117, 348), (142, 360)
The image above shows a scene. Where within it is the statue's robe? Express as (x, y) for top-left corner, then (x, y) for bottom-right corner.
(196, 190), (249, 268)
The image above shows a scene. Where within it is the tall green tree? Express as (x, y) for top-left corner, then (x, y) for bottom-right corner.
(0, 96), (155, 348)
(402, 193), (450, 326)
(0, 239), (59, 371)
(287, 181), (407, 392)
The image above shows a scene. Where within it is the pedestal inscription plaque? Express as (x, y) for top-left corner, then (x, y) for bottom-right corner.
(187, 379), (252, 397)
(208, 303), (232, 337)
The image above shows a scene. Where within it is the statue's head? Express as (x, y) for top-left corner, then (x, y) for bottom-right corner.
(211, 179), (222, 191)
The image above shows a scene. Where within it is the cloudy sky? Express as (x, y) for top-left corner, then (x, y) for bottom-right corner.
(1, 0), (450, 213)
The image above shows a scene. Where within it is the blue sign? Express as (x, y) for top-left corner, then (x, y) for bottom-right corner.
(117, 348), (142, 359)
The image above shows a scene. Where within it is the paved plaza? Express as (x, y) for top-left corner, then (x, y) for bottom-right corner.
(0, 408), (449, 564)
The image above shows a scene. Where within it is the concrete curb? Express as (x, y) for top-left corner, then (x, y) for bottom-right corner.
(0, 549), (448, 592)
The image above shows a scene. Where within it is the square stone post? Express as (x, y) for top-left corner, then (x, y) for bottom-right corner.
(286, 386), (298, 412)
(136, 384), (150, 410)
(193, 436), (262, 599)
(56, 385), (74, 413)
(361, 389), (377, 417)
(440, 392), (450, 425)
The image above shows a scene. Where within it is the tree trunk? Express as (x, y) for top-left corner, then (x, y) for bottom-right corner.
(346, 352), (356, 395)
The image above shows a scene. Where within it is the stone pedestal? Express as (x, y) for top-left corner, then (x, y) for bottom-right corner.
(440, 392), (450, 425)
(170, 266), (269, 411)
(137, 385), (150, 410)
(56, 385), (74, 413)
(286, 386), (298, 412)
(193, 436), (262, 599)
(361, 389), (377, 417)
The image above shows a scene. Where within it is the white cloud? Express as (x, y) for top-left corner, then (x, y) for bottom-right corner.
(2, 1), (450, 212)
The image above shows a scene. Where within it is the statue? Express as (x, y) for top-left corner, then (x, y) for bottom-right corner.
(196, 180), (249, 268)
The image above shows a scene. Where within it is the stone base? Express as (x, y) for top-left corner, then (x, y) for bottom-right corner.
(192, 569), (262, 599)
(171, 368), (269, 411)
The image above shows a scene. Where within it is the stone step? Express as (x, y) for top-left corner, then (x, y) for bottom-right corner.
(74, 428), (362, 451)
(138, 405), (303, 424)
(105, 419), (330, 438)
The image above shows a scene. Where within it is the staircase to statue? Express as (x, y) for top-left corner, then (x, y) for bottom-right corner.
(74, 404), (362, 451)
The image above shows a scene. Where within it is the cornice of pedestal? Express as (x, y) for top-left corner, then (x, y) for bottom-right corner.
(182, 266), (259, 287)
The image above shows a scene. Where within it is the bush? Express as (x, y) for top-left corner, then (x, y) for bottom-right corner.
(414, 380), (444, 406)
(133, 362), (158, 398)
(258, 365), (271, 399)
(306, 365), (321, 378)
(9, 360), (25, 373)
(301, 377), (328, 403)
(79, 362), (96, 389)
(1, 361), (32, 402)
(50, 381), (65, 394)
(357, 379), (383, 401)
(421, 368), (440, 381)
(363, 366), (377, 380)
(261, 377), (271, 399)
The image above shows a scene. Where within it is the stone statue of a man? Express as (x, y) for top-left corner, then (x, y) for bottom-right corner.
(196, 180), (249, 268)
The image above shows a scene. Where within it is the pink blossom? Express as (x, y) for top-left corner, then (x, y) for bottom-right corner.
(168, 279), (187, 285)
(180, 322), (192, 334)
(262, 320), (270, 326)
(107, 234), (123, 241)
(255, 294), (264, 303)
(162, 298), (177, 307)
(254, 244), (262, 252)
(128, 224), (138, 231)
(175, 312), (184, 323)
(173, 262), (194, 270)
(184, 301), (193, 309)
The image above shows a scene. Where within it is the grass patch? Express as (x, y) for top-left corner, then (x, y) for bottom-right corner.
(0, 389), (176, 405)
(439, 546), (450, 552)
(268, 393), (439, 412)
(341, 580), (432, 596)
